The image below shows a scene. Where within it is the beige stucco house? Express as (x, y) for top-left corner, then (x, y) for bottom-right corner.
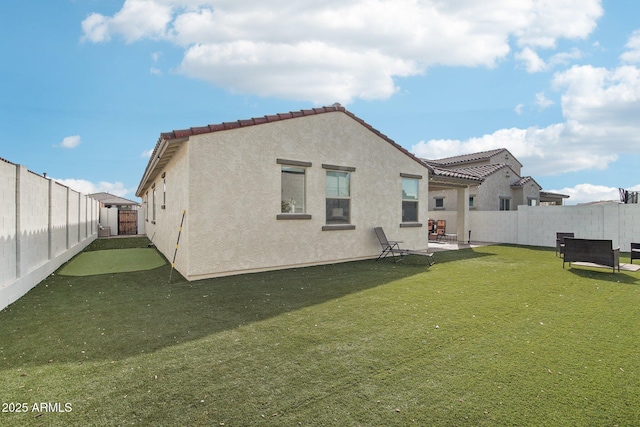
(136, 104), (480, 280)
(424, 148), (567, 211)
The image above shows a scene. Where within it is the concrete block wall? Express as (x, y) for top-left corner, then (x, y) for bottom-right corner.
(0, 160), (17, 289)
(470, 211), (519, 244)
(430, 203), (640, 251)
(0, 162), (98, 312)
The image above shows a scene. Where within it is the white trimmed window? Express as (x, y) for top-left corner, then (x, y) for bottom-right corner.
(281, 166), (306, 213)
(401, 177), (419, 222)
(326, 170), (351, 224)
(277, 159), (312, 220)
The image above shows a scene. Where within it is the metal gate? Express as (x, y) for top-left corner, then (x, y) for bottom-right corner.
(118, 210), (138, 235)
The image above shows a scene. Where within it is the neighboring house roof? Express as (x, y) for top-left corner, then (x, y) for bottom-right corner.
(451, 163), (511, 179)
(136, 104), (483, 196)
(90, 192), (140, 206)
(540, 191), (570, 199)
(423, 148), (523, 168)
(511, 176), (541, 189)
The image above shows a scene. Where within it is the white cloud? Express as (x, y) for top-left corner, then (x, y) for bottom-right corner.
(548, 183), (619, 205)
(514, 0), (602, 49)
(514, 103), (524, 115)
(58, 135), (82, 149)
(516, 47), (547, 72)
(516, 47), (583, 73)
(620, 29), (640, 64)
(534, 92), (554, 109)
(81, 0), (603, 103)
(414, 61), (640, 177)
(82, 0), (173, 44)
(51, 178), (132, 197)
(141, 149), (154, 158)
(81, 13), (110, 43)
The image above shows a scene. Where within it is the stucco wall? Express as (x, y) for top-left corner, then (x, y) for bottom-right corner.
(431, 171), (538, 212)
(167, 111), (430, 279)
(142, 142), (190, 277)
(488, 151), (521, 176)
(0, 163), (98, 311)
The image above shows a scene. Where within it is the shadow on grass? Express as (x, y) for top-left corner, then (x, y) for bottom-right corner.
(427, 247), (496, 264)
(1, 237), (456, 370)
(565, 266), (640, 284)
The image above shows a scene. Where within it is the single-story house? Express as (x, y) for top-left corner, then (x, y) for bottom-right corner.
(135, 104), (481, 280)
(423, 148), (568, 210)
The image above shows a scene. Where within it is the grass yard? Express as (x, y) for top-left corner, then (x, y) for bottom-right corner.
(1, 238), (639, 426)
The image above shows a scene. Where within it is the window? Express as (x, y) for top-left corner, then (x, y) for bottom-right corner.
(277, 159), (312, 220)
(144, 192), (149, 221)
(528, 198), (538, 206)
(434, 197), (444, 209)
(326, 170), (351, 224)
(500, 197), (511, 211)
(281, 166), (306, 213)
(469, 196), (475, 209)
(162, 176), (166, 209)
(152, 185), (157, 223)
(402, 177), (419, 222)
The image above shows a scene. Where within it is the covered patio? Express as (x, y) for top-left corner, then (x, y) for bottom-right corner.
(427, 166), (484, 245)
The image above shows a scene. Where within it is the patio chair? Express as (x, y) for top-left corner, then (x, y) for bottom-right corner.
(373, 227), (435, 265)
(428, 219), (437, 241)
(435, 220), (446, 241)
(631, 243), (640, 264)
(555, 232), (574, 257)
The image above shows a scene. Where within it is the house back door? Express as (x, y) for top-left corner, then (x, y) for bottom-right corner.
(118, 210), (138, 235)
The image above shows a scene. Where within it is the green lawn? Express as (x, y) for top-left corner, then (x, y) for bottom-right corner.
(1, 239), (639, 426)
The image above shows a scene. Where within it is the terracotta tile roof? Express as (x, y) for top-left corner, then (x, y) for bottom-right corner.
(424, 148), (522, 167)
(512, 176), (533, 186)
(160, 105), (355, 141)
(430, 167), (486, 181)
(453, 163), (510, 179)
(137, 104), (484, 196)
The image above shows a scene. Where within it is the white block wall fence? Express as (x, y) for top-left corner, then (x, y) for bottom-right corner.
(0, 159), (98, 311)
(430, 204), (640, 251)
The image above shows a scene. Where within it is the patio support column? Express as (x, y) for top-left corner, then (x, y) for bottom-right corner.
(456, 186), (470, 243)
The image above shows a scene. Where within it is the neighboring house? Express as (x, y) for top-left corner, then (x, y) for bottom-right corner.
(90, 192), (144, 236)
(423, 148), (567, 211)
(540, 191), (570, 206)
(135, 104), (480, 280)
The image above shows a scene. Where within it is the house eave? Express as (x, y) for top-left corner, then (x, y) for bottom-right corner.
(136, 137), (188, 197)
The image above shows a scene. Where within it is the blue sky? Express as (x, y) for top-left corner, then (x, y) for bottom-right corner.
(2, 0), (639, 204)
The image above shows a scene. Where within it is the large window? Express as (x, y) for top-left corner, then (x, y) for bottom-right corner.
(402, 177), (419, 222)
(326, 170), (351, 224)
